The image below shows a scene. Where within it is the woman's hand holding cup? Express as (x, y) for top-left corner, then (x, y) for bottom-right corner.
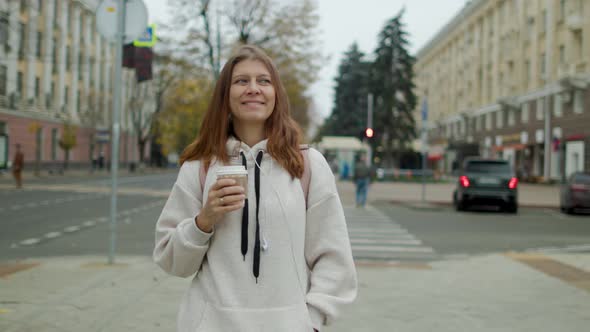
(196, 171), (247, 233)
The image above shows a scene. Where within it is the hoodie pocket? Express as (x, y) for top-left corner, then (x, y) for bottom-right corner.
(196, 301), (313, 332)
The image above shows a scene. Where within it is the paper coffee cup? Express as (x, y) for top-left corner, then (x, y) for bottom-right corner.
(216, 166), (248, 194)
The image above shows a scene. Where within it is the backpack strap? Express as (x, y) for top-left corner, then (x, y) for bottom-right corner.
(300, 145), (311, 207)
(198, 147), (312, 207)
(199, 162), (207, 194)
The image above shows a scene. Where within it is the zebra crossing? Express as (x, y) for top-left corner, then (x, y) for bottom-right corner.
(344, 206), (438, 263)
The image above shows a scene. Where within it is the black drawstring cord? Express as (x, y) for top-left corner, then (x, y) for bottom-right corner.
(240, 152), (248, 261)
(253, 151), (263, 283)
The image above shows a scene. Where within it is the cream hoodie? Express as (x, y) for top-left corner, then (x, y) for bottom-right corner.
(153, 138), (357, 332)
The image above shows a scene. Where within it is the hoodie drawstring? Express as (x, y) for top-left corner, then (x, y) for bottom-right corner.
(240, 152), (248, 261)
(240, 150), (264, 283)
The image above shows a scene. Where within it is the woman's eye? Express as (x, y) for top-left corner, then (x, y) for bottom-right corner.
(235, 79), (248, 84)
(258, 79), (271, 85)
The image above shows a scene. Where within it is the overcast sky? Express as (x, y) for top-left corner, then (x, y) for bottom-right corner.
(143, 0), (468, 120)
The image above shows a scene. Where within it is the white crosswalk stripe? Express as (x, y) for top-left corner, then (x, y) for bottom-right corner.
(345, 206), (438, 262)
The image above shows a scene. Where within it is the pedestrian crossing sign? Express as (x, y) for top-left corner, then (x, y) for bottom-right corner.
(133, 24), (156, 47)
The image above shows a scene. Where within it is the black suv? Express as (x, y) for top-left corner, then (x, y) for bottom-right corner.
(453, 158), (518, 213)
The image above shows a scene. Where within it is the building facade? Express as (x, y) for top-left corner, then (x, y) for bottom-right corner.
(0, 0), (153, 171)
(414, 0), (590, 181)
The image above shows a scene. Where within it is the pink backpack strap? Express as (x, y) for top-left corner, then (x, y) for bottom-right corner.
(300, 145), (311, 207)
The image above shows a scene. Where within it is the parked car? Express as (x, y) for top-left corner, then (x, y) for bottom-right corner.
(453, 158), (518, 213)
(560, 172), (590, 214)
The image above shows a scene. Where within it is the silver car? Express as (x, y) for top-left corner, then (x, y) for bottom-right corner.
(560, 172), (590, 214)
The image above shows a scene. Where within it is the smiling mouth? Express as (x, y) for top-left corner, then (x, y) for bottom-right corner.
(242, 101), (265, 105)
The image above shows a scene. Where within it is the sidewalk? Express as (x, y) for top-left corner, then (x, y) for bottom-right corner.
(1, 253), (589, 331)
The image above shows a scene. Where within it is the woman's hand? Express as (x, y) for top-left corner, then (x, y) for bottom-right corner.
(195, 179), (246, 232)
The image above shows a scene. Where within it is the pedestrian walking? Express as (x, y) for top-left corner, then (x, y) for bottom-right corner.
(354, 153), (371, 207)
(153, 45), (357, 332)
(12, 144), (24, 189)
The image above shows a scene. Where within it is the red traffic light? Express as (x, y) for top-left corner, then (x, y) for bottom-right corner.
(365, 127), (374, 138)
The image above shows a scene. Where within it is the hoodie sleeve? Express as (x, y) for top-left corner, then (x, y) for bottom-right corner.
(153, 160), (213, 278)
(304, 149), (358, 330)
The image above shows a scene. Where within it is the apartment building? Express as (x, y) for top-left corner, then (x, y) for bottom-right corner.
(0, 0), (152, 170)
(414, 0), (589, 181)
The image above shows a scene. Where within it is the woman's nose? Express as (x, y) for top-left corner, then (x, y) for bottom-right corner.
(246, 80), (261, 94)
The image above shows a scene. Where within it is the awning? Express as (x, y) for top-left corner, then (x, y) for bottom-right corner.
(492, 143), (527, 151)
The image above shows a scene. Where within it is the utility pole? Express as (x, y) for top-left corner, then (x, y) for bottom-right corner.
(543, 0), (553, 182)
(367, 93), (373, 167)
(109, 0), (126, 264)
(421, 95), (429, 203)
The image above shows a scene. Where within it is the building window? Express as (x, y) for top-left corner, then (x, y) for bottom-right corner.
(485, 113), (492, 130)
(554, 94), (563, 117)
(51, 128), (58, 161)
(17, 71), (23, 96)
(18, 23), (25, 60)
(36, 31), (42, 58)
(496, 110), (503, 129)
(507, 109), (515, 126)
(66, 45), (70, 71)
(521, 102), (529, 123)
(476, 115), (482, 131)
(540, 53), (546, 77)
(524, 60), (531, 85)
(35, 77), (40, 97)
(64, 86), (69, 107)
(536, 99), (545, 120)
(560, 0), (566, 21)
(52, 39), (57, 73)
(20, 0), (27, 14)
(559, 45), (565, 64)
(0, 13), (8, 44)
(0, 65), (6, 96)
(574, 90), (584, 114)
(77, 90), (80, 113)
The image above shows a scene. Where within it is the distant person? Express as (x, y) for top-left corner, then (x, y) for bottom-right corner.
(353, 153), (371, 207)
(12, 144), (24, 189)
(153, 45), (357, 332)
(341, 162), (350, 179)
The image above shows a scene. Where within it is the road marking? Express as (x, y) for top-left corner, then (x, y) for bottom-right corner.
(11, 206), (21, 210)
(26, 203), (38, 208)
(97, 217), (108, 223)
(44, 231), (62, 239)
(20, 238), (41, 246)
(63, 226), (80, 233)
(82, 220), (96, 227)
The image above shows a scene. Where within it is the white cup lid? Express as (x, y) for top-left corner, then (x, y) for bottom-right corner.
(216, 165), (247, 176)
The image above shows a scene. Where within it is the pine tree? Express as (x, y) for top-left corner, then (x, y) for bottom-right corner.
(320, 43), (370, 138)
(370, 9), (417, 167)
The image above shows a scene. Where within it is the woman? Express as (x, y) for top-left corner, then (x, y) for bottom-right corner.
(154, 45), (357, 332)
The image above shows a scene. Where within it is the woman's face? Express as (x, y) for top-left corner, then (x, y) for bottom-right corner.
(229, 59), (276, 128)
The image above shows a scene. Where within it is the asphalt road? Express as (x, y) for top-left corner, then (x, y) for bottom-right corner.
(1, 172), (588, 262)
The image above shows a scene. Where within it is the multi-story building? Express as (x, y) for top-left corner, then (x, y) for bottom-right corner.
(0, 0), (153, 171)
(414, 0), (589, 182)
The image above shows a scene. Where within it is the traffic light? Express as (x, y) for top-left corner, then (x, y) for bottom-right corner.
(365, 127), (374, 138)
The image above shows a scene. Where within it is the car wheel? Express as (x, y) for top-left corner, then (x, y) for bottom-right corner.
(565, 207), (575, 215)
(506, 203), (518, 214)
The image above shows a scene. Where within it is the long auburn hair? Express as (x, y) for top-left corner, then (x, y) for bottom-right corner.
(179, 45), (304, 178)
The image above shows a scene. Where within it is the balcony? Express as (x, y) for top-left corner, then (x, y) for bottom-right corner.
(566, 13), (583, 31)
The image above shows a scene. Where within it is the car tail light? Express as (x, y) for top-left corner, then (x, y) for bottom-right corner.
(508, 177), (518, 189)
(571, 184), (588, 192)
(459, 176), (470, 188)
